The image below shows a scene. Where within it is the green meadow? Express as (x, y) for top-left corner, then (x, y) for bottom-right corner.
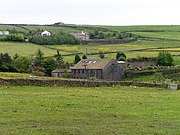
(0, 85), (180, 135)
(0, 42), (57, 57)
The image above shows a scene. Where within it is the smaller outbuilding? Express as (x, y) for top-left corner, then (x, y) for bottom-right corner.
(0, 31), (10, 35)
(72, 31), (90, 41)
(51, 69), (71, 77)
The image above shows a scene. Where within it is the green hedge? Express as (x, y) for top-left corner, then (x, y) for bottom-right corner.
(0, 34), (24, 42)
(30, 32), (81, 45)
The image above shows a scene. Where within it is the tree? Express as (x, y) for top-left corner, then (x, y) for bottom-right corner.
(43, 58), (56, 76)
(99, 51), (105, 59)
(98, 32), (105, 39)
(55, 50), (64, 68)
(74, 54), (81, 64)
(116, 52), (126, 61)
(0, 53), (18, 72)
(35, 49), (44, 66)
(157, 51), (173, 66)
(117, 34), (123, 39)
(82, 54), (87, 59)
(12, 56), (31, 73)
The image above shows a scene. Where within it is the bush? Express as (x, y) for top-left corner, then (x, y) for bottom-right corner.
(157, 51), (173, 66)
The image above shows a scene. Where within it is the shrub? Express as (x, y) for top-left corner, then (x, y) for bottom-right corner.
(157, 51), (173, 66)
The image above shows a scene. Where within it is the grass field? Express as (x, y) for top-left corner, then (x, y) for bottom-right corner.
(0, 42), (57, 57)
(0, 25), (29, 34)
(101, 25), (180, 32)
(0, 85), (180, 135)
(133, 32), (180, 40)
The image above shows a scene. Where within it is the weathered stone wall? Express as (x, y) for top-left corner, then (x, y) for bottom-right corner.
(83, 39), (137, 44)
(0, 78), (179, 89)
(126, 68), (180, 78)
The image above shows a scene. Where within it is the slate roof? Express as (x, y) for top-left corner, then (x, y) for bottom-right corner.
(71, 59), (113, 70)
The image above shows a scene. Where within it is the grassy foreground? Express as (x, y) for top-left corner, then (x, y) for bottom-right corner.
(0, 86), (179, 134)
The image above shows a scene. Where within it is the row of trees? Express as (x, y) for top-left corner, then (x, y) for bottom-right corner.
(0, 34), (25, 42)
(74, 51), (174, 67)
(89, 30), (133, 39)
(73, 52), (127, 64)
(0, 50), (174, 76)
(0, 53), (31, 73)
(30, 32), (81, 45)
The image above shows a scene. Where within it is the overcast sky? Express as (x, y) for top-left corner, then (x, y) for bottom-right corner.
(1, 0), (180, 25)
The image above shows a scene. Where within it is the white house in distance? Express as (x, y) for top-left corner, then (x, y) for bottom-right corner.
(41, 30), (51, 36)
(0, 31), (10, 35)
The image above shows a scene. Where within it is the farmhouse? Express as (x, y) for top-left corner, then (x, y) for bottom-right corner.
(41, 30), (51, 36)
(0, 31), (10, 35)
(71, 59), (124, 81)
(72, 31), (90, 41)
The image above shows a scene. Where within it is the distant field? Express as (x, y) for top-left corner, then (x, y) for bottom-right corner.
(0, 85), (180, 135)
(0, 42), (56, 56)
(101, 25), (180, 32)
(48, 40), (180, 53)
(23, 26), (81, 34)
(0, 40), (179, 65)
(48, 40), (180, 63)
(0, 25), (29, 34)
(133, 32), (180, 40)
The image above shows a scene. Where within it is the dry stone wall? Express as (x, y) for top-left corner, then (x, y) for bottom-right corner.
(0, 78), (179, 89)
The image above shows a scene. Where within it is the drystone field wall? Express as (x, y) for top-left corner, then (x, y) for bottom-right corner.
(0, 78), (179, 89)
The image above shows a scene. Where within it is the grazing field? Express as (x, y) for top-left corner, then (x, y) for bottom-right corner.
(174, 57), (180, 65)
(47, 40), (180, 53)
(0, 85), (180, 135)
(0, 42), (57, 56)
(0, 25), (29, 34)
(133, 32), (180, 40)
(101, 25), (180, 32)
(23, 25), (81, 34)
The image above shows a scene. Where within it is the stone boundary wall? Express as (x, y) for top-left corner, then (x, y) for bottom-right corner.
(83, 39), (137, 44)
(0, 78), (179, 89)
(126, 68), (180, 78)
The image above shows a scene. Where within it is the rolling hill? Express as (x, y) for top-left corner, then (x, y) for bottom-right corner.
(0, 24), (180, 65)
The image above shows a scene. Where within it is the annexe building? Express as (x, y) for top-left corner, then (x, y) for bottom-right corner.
(0, 31), (10, 35)
(72, 31), (90, 41)
(71, 59), (124, 81)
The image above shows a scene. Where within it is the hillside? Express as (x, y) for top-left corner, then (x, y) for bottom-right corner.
(0, 24), (180, 65)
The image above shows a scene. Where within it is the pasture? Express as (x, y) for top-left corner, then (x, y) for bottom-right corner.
(0, 42), (57, 57)
(0, 85), (180, 135)
(101, 25), (180, 32)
